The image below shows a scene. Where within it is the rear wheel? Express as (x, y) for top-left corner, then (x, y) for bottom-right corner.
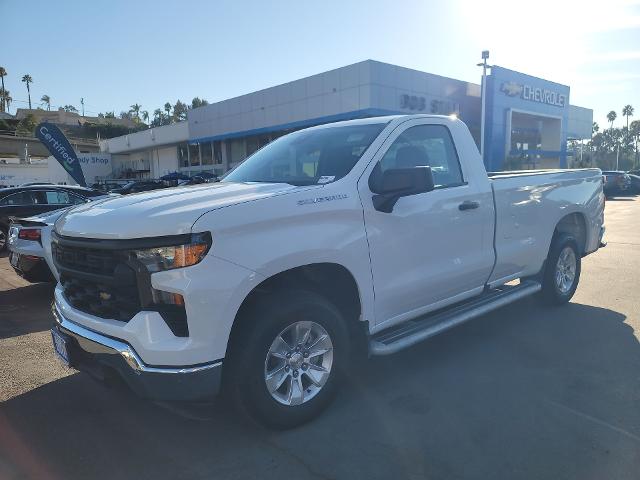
(540, 233), (581, 305)
(226, 290), (349, 429)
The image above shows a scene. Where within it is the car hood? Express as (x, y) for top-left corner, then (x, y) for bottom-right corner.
(55, 182), (305, 239)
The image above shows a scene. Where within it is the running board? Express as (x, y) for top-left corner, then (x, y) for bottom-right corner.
(369, 280), (541, 356)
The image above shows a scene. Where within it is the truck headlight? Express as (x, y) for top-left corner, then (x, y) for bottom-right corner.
(132, 232), (211, 273)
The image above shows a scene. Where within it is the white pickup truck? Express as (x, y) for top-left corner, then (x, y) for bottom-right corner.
(50, 115), (605, 427)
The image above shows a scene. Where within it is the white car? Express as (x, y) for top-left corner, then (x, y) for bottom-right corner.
(8, 194), (117, 283)
(50, 115), (605, 428)
(8, 210), (61, 282)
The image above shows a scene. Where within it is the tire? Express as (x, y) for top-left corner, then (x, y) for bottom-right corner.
(540, 233), (581, 305)
(226, 289), (350, 429)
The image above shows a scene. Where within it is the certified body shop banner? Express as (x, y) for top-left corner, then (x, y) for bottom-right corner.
(35, 122), (87, 186)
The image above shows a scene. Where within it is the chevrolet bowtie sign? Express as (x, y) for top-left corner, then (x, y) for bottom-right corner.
(500, 81), (567, 108)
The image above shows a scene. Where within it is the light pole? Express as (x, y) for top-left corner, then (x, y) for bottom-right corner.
(477, 50), (490, 161)
(80, 97), (85, 117)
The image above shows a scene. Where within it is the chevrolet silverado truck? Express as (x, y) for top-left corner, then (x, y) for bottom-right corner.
(50, 115), (605, 428)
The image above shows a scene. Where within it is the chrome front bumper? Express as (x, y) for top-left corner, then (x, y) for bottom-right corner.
(52, 304), (223, 401)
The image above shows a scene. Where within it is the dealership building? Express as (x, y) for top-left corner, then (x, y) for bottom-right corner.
(99, 60), (593, 179)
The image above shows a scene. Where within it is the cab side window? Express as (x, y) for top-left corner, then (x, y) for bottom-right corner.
(378, 125), (464, 188)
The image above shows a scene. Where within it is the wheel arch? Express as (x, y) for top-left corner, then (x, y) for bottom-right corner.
(554, 212), (587, 255)
(226, 262), (366, 359)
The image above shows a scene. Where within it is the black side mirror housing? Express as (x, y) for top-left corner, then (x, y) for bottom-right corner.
(370, 166), (435, 213)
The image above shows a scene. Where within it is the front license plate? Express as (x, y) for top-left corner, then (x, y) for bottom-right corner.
(51, 329), (70, 366)
(9, 252), (19, 267)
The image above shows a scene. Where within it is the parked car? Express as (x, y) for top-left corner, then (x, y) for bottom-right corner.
(7, 192), (118, 281)
(50, 115), (605, 428)
(0, 185), (108, 252)
(628, 174), (640, 194)
(602, 171), (631, 197)
(7, 213), (57, 282)
(109, 180), (166, 195)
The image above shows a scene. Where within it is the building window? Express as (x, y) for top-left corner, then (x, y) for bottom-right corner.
(246, 136), (260, 157)
(230, 139), (245, 163)
(189, 144), (200, 167)
(213, 141), (222, 164)
(201, 142), (213, 165)
(178, 143), (189, 168)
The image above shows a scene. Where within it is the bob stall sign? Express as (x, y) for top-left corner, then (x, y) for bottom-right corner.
(500, 81), (567, 108)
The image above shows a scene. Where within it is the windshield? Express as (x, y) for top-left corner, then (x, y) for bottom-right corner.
(223, 123), (386, 185)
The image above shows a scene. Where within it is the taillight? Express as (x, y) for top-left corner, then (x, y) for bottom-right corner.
(18, 228), (41, 241)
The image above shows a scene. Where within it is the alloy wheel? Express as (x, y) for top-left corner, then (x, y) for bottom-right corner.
(264, 320), (334, 406)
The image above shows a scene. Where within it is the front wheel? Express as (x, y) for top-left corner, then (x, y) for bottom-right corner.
(540, 233), (581, 305)
(226, 290), (349, 429)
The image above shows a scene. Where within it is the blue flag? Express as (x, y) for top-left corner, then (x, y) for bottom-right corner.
(36, 122), (87, 187)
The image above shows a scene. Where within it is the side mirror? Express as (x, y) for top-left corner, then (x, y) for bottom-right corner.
(370, 166), (435, 213)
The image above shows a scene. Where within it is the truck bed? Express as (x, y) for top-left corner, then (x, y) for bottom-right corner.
(486, 168), (604, 286)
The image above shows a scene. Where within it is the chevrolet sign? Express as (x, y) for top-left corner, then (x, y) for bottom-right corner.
(500, 81), (567, 108)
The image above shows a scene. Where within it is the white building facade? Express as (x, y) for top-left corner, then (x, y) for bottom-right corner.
(98, 59), (594, 178)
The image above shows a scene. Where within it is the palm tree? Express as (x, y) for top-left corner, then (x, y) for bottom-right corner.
(0, 67), (7, 112)
(21, 74), (33, 109)
(141, 110), (149, 125)
(622, 105), (634, 129)
(630, 120), (640, 168)
(606, 110), (617, 129)
(129, 103), (141, 121)
(164, 102), (172, 121)
(40, 94), (51, 111)
(0, 89), (11, 113)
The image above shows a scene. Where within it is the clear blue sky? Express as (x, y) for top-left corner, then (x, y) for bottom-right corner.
(3, 0), (639, 128)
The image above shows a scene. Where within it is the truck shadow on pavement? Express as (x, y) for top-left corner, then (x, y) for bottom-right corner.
(0, 283), (55, 339)
(1, 299), (639, 480)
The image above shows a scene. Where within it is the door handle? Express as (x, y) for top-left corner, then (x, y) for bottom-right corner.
(458, 200), (479, 211)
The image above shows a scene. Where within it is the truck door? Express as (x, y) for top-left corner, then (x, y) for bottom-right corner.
(358, 119), (495, 328)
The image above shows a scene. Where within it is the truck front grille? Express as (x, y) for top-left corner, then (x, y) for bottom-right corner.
(51, 232), (190, 336)
(59, 272), (141, 321)
(53, 240), (141, 321)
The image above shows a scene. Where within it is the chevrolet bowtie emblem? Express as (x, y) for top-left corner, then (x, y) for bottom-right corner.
(501, 81), (523, 97)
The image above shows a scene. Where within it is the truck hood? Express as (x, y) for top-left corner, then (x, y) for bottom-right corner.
(55, 182), (304, 239)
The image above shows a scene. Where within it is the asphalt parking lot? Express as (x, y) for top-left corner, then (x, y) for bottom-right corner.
(1, 196), (639, 480)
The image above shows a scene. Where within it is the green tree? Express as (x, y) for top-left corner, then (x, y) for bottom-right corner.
(16, 113), (37, 135)
(622, 104), (634, 129)
(0, 67), (7, 112)
(104, 111), (115, 119)
(40, 94), (51, 111)
(173, 100), (188, 121)
(164, 102), (172, 121)
(592, 122), (599, 134)
(191, 97), (209, 109)
(21, 74), (33, 109)
(141, 110), (149, 125)
(129, 103), (142, 121)
(606, 110), (617, 129)
(0, 89), (11, 113)
(63, 105), (78, 113)
(630, 120), (640, 168)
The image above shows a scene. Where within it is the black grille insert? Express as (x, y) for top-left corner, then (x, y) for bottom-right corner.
(51, 233), (189, 336)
